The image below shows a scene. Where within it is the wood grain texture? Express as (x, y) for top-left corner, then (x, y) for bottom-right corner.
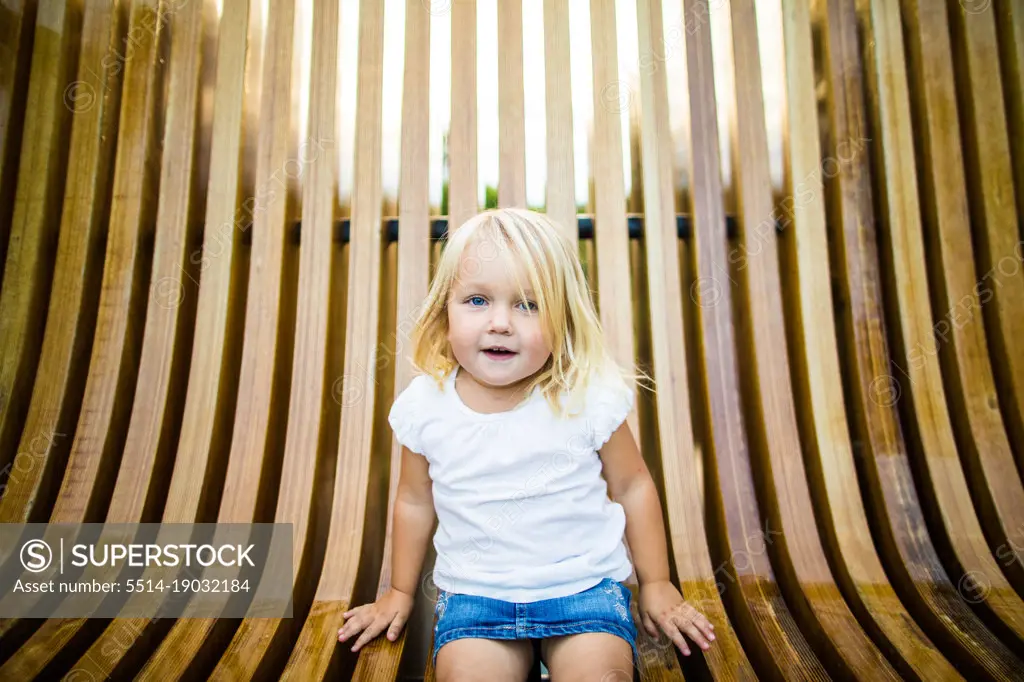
(636, 0), (752, 677)
(825, 0), (1023, 676)
(780, 0), (960, 678)
(3, 0), (1024, 676)
(945, 0), (1024, 482)
(0, 0), (80, 484)
(497, 0), (526, 208)
(589, 0), (638, 440)
(135, 0), (298, 676)
(727, 0), (898, 676)
(0, 0), (37, 287)
(543, 0), (576, 237)
(55, 0), (253, 676)
(277, 0), (387, 677)
(993, 0), (1023, 237)
(899, 0), (1024, 648)
(0, 0), (118, 525)
(0, 0), (167, 675)
(449, 0), (478, 231)
(208, 0), (341, 676)
(351, 1), (432, 679)
(683, 0), (827, 678)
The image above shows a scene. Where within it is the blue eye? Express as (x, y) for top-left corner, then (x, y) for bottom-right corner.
(518, 300), (538, 312)
(468, 296), (486, 307)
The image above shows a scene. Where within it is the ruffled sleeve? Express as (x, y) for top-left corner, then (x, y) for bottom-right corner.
(586, 371), (635, 450)
(388, 375), (428, 454)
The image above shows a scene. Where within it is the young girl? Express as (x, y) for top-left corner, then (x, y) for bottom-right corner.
(337, 208), (715, 680)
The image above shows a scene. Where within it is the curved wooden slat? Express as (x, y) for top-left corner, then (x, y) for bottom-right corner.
(49, 0), (254, 676)
(0, 0), (37, 287)
(209, 0), (341, 675)
(350, 2), (432, 679)
(0, 0), (119, 524)
(280, 0), (386, 677)
(993, 0), (1024, 236)
(449, 0), (478, 231)
(898, 0), (1024, 647)
(543, 0), (576, 237)
(589, 0), (639, 440)
(682, 0), (827, 677)
(587, 2), (674, 675)
(635, 0), (753, 678)
(134, 0), (300, 677)
(726, 0), (900, 677)
(822, 0), (1023, 676)
(779, 0), (960, 678)
(0, 0), (171, 675)
(0, 0), (79, 479)
(5, 0), (1024, 676)
(498, 0), (526, 208)
(945, 0), (1024, 482)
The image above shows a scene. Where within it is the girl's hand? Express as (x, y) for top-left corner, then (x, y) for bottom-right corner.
(337, 587), (415, 653)
(638, 580), (715, 656)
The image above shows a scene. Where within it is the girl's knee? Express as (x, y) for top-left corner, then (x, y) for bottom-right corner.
(541, 632), (634, 682)
(435, 637), (534, 682)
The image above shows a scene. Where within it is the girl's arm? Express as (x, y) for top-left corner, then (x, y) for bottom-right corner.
(599, 421), (716, 655)
(339, 445), (436, 651)
(598, 422), (671, 586)
(391, 445), (437, 596)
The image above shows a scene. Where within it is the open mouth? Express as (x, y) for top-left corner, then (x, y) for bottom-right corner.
(482, 347), (517, 361)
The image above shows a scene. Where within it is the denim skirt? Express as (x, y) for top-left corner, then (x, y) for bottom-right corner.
(431, 577), (639, 669)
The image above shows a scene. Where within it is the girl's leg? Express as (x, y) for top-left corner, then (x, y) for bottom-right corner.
(435, 637), (534, 682)
(540, 632), (633, 682)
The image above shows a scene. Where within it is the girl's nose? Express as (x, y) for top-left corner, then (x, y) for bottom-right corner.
(488, 304), (512, 331)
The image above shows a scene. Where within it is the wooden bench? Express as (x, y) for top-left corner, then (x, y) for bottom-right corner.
(0, 0), (1022, 679)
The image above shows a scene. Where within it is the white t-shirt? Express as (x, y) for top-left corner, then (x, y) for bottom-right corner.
(387, 364), (635, 603)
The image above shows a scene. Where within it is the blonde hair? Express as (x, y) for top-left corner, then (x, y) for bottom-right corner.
(408, 207), (650, 418)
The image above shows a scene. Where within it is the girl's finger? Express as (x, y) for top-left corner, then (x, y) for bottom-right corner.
(339, 615), (367, 641)
(697, 615), (716, 640)
(675, 615), (710, 650)
(387, 612), (408, 640)
(660, 618), (689, 656)
(641, 611), (659, 639)
(351, 619), (386, 652)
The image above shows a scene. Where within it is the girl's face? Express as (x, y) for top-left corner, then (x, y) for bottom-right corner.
(446, 236), (552, 389)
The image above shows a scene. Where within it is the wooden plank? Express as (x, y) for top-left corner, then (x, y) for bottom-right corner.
(899, 0), (1024, 647)
(134, 0), (300, 676)
(0, 0), (171, 675)
(821, 0), (1023, 675)
(587, 2), (650, 665)
(726, 0), (898, 676)
(945, 0), (1024, 480)
(349, 1), (432, 677)
(779, 0), (960, 677)
(589, 0), (638, 440)
(44, 0), (256, 677)
(681, 0), (828, 677)
(449, 0), (478, 230)
(206, 0), (345, 677)
(0, 0), (37, 287)
(0, 0), (119, 523)
(993, 0), (1023, 239)
(497, 0), (526, 208)
(0, 0), (79, 480)
(543, 0), (575, 239)
(635, 0), (753, 677)
(278, 0), (385, 677)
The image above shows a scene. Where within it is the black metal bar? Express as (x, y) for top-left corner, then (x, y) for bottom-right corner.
(287, 214), (761, 244)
